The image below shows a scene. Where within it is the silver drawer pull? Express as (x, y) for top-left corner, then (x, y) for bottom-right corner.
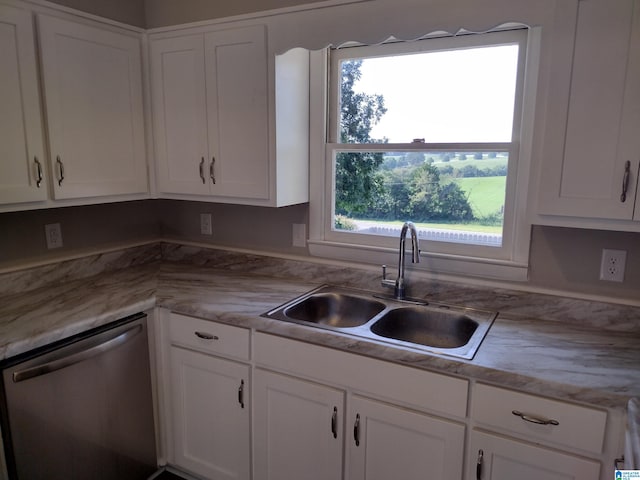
(199, 157), (206, 184)
(353, 413), (361, 446)
(56, 156), (64, 186)
(331, 406), (338, 439)
(238, 379), (245, 408)
(512, 410), (559, 426)
(34, 157), (43, 188)
(621, 161), (630, 202)
(194, 331), (219, 340)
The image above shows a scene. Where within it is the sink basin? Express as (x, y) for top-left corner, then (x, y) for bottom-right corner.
(370, 307), (478, 349)
(262, 285), (497, 360)
(284, 292), (386, 328)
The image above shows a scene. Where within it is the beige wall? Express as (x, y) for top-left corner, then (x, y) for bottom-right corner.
(144, 0), (327, 28)
(47, 0), (146, 26)
(158, 200), (308, 255)
(0, 201), (160, 268)
(2, 200), (639, 303)
(528, 225), (640, 301)
(47, 0), (325, 28)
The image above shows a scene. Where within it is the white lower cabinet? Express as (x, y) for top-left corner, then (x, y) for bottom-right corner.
(253, 332), (468, 480)
(160, 316), (620, 480)
(170, 348), (250, 480)
(165, 313), (251, 480)
(469, 383), (610, 480)
(469, 430), (600, 480)
(348, 395), (465, 480)
(253, 369), (343, 480)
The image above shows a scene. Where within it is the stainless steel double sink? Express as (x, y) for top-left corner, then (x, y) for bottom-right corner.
(262, 285), (497, 360)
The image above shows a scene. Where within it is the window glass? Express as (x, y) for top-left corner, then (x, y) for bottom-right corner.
(338, 45), (519, 143)
(329, 31), (524, 250)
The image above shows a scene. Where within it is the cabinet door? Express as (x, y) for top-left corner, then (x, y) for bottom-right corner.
(205, 25), (269, 199)
(38, 15), (147, 199)
(170, 347), (250, 480)
(470, 430), (600, 480)
(253, 369), (343, 480)
(150, 34), (210, 195)
(348, 395), (465, 480)
(0, 6), (47, 204)
(537, 0), (640, 219)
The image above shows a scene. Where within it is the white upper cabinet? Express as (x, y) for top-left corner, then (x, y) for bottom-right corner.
(151, 26), (268, 199)
(205, 26), (270, 199)
(537, 0), (640, 221)
(150, 24), (309, 206)
(0, 6), (47, 205)
(38, 15), (147, 200)
(150, 34), (210, 196)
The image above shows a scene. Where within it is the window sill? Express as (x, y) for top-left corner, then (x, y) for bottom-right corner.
(307, 239), (529, 282)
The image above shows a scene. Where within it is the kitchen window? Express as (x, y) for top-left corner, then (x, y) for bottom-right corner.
(308, 28), (537, 281)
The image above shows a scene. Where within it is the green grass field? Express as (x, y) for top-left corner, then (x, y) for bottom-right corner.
(453, 176), (506, 217)
(433, 156), (508, 171)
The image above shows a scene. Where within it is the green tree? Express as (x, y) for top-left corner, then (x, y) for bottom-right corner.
(335, 60), (387, 216)
(406, 163), (474, 222)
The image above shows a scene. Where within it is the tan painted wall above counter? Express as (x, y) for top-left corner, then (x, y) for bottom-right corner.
(1, 200), (639, 306)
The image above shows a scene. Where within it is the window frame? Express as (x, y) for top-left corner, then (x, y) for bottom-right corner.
(308, 28), (539, 282)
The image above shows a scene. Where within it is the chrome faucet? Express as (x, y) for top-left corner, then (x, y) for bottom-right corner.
(381, 221), (420, 300)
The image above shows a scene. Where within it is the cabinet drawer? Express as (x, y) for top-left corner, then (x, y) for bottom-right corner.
(471, 383), (607, 454)
(169, 312), (250, 360)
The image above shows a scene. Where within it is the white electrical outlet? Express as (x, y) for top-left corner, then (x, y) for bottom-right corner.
(599, 249), (626, 282)
(45, 223), (63, 249)
(200, 213), (212, 235)
(292, 223), (306, 247)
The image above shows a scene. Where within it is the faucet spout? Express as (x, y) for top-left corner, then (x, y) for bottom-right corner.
(381, 221), (420, 300)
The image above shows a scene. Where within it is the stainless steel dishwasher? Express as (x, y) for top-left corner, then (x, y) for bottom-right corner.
(0, 312), (157, 480)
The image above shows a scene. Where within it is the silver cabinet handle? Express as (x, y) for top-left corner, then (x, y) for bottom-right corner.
(194, 331), (218, 340)
(476, 449), (483, 480)
(210, 157), (216, 184)
(353, 413), (360, 446)
(620, 160), (631, 202)
(238, 379), (245, 408)
(512, 410), (559, 426)
(199, 157), (206, 184)
(34, 157), (43, 188)
(13, 324), (142, 382)
(331, 406), (338, 439)
(56, 156), (64, 186)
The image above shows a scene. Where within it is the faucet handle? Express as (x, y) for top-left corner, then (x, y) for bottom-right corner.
(381, 264), (395, 288)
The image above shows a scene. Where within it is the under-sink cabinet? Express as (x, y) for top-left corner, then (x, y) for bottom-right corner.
(253, 332), (467, 480)
(253, 369), (344, 480)
(164, 312), (251, 480)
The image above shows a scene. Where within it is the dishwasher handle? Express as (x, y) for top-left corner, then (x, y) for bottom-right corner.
(12, 324), (143, 383)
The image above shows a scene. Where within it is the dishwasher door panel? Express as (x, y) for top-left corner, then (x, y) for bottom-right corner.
(1, 314), (157, 480)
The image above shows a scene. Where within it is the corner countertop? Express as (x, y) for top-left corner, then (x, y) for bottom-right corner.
(1, 244), (639, 412)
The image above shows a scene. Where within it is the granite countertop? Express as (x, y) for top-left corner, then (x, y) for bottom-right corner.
(1, 243), (639, 413)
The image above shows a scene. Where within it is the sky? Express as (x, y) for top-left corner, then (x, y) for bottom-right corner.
(348, 44), (519, 143)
